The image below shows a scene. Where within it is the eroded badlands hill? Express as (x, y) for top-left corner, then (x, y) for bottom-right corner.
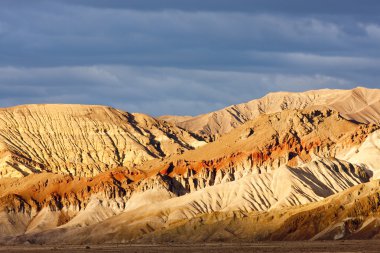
(135, 178), (380, 242)
(151, 108), (378, 182)
(0, 158), (370, 243)
(161, 87), (380, 139)
(1, 107), (379, 244)
(0, 87), (379, 244)
(0, 104), (205, 178)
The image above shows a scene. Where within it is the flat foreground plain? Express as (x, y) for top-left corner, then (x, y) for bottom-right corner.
(0, 241), (379, 253)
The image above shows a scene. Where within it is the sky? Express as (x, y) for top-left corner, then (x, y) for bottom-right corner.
(0, 0), (380, 116)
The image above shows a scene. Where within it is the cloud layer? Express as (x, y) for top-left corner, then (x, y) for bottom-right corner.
(0, 1), (379, 115)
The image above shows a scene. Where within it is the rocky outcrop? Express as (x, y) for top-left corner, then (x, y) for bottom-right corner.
(153, 109), (378, 189)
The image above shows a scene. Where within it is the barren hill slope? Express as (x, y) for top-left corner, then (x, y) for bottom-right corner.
(1, 108), (379, 243)
(139, 178), (380, 242)
(0, 87), (379, 244)
(161, 87), (380, 138)
(1, 158), (369, 244)
(0, 104), (205, 178)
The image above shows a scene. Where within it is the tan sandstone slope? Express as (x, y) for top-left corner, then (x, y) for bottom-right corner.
(0, 104), (206, 178)
(160, 87), (380, 138)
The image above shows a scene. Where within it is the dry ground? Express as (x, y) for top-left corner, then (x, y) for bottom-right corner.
(1, 241), (379, 253)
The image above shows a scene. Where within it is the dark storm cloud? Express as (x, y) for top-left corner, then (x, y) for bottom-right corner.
(0, 1), (379, 115)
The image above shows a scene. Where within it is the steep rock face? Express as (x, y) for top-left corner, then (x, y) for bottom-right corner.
(161, 87), (380, 139)
(0, 104), (206, 178)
